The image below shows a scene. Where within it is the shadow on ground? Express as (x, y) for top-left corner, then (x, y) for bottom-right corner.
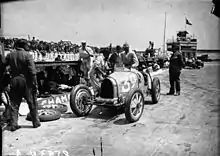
(83, 106), (124, 120)
(20, 125), (34, 128)
(4, 124), (34, 132)
(113, 118), (131, 125)
(145, 100), (155, 105)
(61, 112), (78, 118)
(60, 105), (125, 123)
(63, 101), (156, 123)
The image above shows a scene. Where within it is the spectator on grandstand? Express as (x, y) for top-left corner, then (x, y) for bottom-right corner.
(55, 55), (62, 61)
(1, 37), (82, 60)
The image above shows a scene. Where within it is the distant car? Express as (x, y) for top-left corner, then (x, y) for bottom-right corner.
(197, 54), (212, 62)
(70, 67), (161, 123)
(195, 59), (204, 68)
(156, 56), (169, 68)
(185, 59), (204, 69)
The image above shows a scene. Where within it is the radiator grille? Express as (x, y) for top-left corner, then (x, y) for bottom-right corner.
(100, 79), (114, 99)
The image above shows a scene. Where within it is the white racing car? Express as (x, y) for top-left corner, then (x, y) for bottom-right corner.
(70, 64), (161, 123)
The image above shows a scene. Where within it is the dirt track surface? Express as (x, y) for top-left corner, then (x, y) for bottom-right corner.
(3, 62), (220, 156)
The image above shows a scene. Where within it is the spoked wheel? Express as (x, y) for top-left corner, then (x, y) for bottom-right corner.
(0, 91), (10, 114)
(1, 91), (10, 106)
(0, 91), (10, 113)
(151, 77), (161, 104)
(0, 91), (11, 124)
(38, 103), (68, 114)
(125, 88), (144, 123)
(70, 85), (93, 117)
(26, 109), (61, 122)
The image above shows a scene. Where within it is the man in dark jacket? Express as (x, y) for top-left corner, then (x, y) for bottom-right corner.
(167, 45), (185, 96)
(5, 40), (41, 131)
(109, 45), (123, 69)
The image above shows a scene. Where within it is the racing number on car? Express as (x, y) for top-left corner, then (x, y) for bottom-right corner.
(121, 75), (137, 92)
(122, 80), (130, 92)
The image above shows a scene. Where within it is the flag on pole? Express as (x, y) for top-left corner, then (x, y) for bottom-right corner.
(185, 18), (192, 25)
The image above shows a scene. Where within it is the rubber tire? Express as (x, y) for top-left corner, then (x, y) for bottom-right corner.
(124, 88), (144, 123)
(70, 84), (93, 117)
(0, 91), (10, 113)
(1, 91), (10, 105)
(26, 109), (61, 122)
(38, 103), (68, 114)
(151, 77), (161, 104)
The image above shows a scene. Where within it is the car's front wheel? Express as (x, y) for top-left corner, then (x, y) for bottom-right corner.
(70, 84), (93, 117)
(124, 88), (144, 123)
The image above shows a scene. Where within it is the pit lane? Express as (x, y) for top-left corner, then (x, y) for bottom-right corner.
(2, 62), (219, 156)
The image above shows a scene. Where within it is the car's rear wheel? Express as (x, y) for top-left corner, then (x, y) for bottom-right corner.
(124, 88), (144, 123)
(70, 85), (93, 117)
(151, 77), (160, 104)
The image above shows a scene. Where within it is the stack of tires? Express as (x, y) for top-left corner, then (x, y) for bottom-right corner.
(26, 103), (68, 122)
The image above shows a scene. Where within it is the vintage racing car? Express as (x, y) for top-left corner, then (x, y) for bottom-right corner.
(70, 67), (161, 123)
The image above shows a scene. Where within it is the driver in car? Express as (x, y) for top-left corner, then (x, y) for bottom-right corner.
(120, 43), (139, 69)
(109, 45), (124, 70)
(121, 43), (151, 87)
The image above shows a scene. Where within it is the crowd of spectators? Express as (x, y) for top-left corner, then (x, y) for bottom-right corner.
(0, 36), (95, 53)
(0, 36), (102, 62)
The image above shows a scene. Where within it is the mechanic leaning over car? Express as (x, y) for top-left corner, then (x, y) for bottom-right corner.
(167, 44), (185, 96)
(78, 41), (94, 83)
(4, 39), (41, 131)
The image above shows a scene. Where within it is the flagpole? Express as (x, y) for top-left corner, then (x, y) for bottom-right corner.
(163, 12), (167, 54)
(184, 12), (187, 32)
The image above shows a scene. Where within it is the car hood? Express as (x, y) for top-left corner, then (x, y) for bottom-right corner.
(108, 70), (141, 94)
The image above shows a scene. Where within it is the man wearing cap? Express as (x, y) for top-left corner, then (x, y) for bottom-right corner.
(167, 44), (185, 96)
(109, 45), (123, 70)
(120, 43), (139, 69)
(78, 41), (94, 82)
(5, 40), (41, 131)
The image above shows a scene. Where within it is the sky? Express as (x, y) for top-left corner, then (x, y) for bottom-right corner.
(1, 0), (220, 50)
